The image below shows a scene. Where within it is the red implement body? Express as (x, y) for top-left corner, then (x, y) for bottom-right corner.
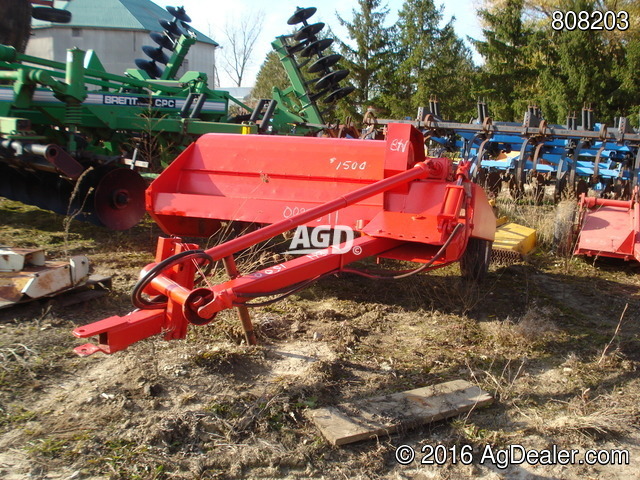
(73, 124), (496, 356)
(575, 189), (640, 262)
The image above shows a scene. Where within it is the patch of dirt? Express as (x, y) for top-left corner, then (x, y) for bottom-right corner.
(1, 197), (639, 479)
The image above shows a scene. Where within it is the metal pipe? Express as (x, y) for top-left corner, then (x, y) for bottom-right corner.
(1, 141), (83, 178)
(23, 143), (53, 157)
(2, 140), (53, 157)
(583, 197), (632, 209)
(139, 264), (193, 305)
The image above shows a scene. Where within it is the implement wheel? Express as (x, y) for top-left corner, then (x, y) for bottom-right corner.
(460, 237), (492, 281)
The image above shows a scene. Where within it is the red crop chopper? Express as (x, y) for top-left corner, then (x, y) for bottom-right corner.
(574, 188), (640, 262)
(72, 124), (496, 355)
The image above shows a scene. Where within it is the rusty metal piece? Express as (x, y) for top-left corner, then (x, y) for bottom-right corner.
(491, 248), (524, 265)
(0, 248), (92, 308)
(223, 256), (257, 346)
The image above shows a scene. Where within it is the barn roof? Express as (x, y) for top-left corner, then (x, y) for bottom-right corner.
(33, 0), (218, 46)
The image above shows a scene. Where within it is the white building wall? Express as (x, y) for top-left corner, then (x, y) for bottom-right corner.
(26, 27), (217, 84)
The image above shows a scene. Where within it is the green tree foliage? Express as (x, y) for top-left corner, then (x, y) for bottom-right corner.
(471, 0), (532, 121)
(252, 0), (640, 126)
(477, 0), (640, 124)
(542, 20), (619, 122)
(382, 0), (442, 117)
(387, 0), (476, 120)
(335, 0), (393, 118)
(251, 51), (289, 101)
(618, 35), (640, 126)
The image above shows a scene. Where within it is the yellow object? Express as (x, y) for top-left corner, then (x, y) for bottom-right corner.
(495, 215), (509, 227)
(493, 221), (537, 256)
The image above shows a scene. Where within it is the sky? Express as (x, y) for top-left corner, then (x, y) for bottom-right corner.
(150, 0), (485, 88)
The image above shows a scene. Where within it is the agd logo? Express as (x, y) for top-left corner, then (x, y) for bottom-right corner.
(285, 225), (360, 255)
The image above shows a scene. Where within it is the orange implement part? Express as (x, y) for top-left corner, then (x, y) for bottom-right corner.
(147, 134), (387, 236)
(74, 124), (496, 355)
(575, 191), (640, 261)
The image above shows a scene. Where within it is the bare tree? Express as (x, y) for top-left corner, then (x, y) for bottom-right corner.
(220, 11), (264, 87)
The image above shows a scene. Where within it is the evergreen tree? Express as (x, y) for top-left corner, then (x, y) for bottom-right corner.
(475, 0), (640, 124)
(617, 35), (640, 127)
(382, 0), (476, 121)
(541, 20), (619, 123)
(383, 0), (443, 117)
(425, 22), (477, 121)
(471, 0), (532, 121)
(251, 51), (289, 102)
(335, 0), (393, 118)
(539, 0), (637, 124)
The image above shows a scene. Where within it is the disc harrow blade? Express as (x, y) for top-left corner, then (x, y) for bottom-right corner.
(308, 54), (342, 73)
(166, 6), (191, 23)
(300, 38), (333, 58)
(159, 19), (183, 36)
(142, 45), (169, 65)
(315, 69), (349, 91)
(294, 22), (325, 41)
(135, 59), (163, 78)
(0, 164), (146, 230)
(150, 32), (175, 51)
(288, 7), (316, 25)
(93, 168), (147, 230)
(323, 86), (355, 103)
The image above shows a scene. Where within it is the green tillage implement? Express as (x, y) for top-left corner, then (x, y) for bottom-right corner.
(0, 4), (353, 230)
(0, 42), (260, 229)
(0, 43), (321, 229)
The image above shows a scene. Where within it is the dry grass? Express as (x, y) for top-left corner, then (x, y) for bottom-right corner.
(0, 343), (38, 369)
(543, 408), (631, 438)
(62, 166), (95, 256)
(200, 221), (292, 282)
(481, 303), (559, 352)
(532, 387), (635, 440)
(466, 356), (527, 404)
(2, 186), (640, 480)
(598, 303), (628, 365)
(495, 185), (558, 249)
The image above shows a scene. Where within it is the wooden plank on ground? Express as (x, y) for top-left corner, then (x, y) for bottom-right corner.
(307, 379), (493, 446)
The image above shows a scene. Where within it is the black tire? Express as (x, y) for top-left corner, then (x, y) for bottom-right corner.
(460, 237), (492, 281)
(553, 200), (577, 256)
